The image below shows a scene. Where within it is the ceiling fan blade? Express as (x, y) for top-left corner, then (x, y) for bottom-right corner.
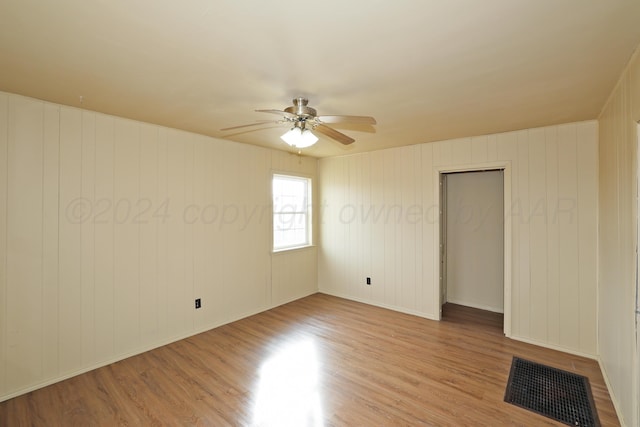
(256, 109), (298, 119)
(317, 115), (377, 125)
(220, 120), (281, 131)
(314, 124), (355, 145)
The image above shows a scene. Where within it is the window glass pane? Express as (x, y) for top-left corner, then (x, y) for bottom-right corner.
(273, 175), (311, 250)
(274, 214), (307, 247)
(273, 177), (307, 213)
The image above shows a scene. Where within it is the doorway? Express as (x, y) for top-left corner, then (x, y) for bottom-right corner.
(434, 161), (512, 337)
(442, 170), (504, 313)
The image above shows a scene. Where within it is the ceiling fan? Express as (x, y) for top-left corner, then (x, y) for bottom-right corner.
(221, 97), (376, 148)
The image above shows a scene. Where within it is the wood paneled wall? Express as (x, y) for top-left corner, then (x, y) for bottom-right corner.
(598, 48), (640, 427)
(318, 121), (598, 357)
(0, 91), (318, 401)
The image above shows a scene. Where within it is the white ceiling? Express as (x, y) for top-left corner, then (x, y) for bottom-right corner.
(1, 1), (639, 157)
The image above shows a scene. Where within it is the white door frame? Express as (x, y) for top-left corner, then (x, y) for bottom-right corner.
(439, 174), (448, 307)
(434, 161), (512, 337)
(635, 121), (640, 425)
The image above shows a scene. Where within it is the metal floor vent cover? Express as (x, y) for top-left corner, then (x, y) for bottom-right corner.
(504, 357), (600, 426)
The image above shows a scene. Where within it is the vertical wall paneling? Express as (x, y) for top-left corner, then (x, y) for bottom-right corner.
(192, 135), (205, 330)
(345, 154), (356, 298)
(413, 148), (424, 314)
(139, 124), (159, 345)
(487, 135), (498, 162)
(348, 153), (361, 298)
(204, 138), (226, 325)
(516, 131), (531, 339)
(471, 136), (489, 164)
(383, 150), (397, 306)
(358, 154), (367, 300)
(58, 107), (83, 374)
(183, 133), (195, 330)
(390, 151), (400, 306)
(216, 143), (271, 319)
(338, 156), (347, 300)
(503, 132), (522, 336)
(557, 125), (581, 351)
(527, 128), (548, 343)
(42, 104), (60, 380)
(256, 148), (272, 310)
(450, 138), (471, 165)
(271, 247), (316, 306)
(80, 112), (96, 365)
(0, 92), (319, 402)
(599, 90), (618, 387)
(0, 93), (7, 396)
(576, 122), (597, 354)
(544, 126), (561, 346)
(420, 144), (435, 316)
(113, 120), (140, 353)
(616, 75), (633, 421)
(219, 142), (238, 317)
(433, 140), (452, 166)
(94, 114), (115, 361)
(165, 129), (187, 337)
(317, 158), (331, 295)
(597, 47), (639, 427)
(370, 151), (386, 304)
(156, 128), (169, 336)
(6, 97), (44, 390)
(400, 146), (417, 310)
(317, 157), (335, 297)
(318, 121), (599, 357)
(361, 153), (372, 301)
(245, 146), (271, 313)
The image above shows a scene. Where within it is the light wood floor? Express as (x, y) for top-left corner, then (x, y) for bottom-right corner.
(1, 293), (619, 426)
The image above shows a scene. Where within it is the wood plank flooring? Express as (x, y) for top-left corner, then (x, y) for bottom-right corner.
(0, 294), (619, 426)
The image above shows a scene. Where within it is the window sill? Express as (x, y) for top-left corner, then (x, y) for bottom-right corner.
(272, 244), (316, 255)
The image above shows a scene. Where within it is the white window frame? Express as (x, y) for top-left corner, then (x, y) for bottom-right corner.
(272, 173), (312, 252)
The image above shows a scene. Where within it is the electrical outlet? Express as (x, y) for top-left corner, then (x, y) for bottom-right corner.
(366, 277), (371, 285)
(195, 298), (201, 309)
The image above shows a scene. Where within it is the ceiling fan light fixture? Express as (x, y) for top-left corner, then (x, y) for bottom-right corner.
(222, 97), (375, 146)
(280, 127), (318, 148)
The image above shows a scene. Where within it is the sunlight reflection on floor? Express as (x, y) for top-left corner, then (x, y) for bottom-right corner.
(252, 338), (324, 427)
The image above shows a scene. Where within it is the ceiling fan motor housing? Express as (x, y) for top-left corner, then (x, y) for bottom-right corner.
(284, 97), (317, 119)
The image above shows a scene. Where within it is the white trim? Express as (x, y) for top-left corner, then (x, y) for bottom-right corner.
(635, 121), (640, 427)
(434, 161), (512, 337)
(319, 290), (440, 321)
(272, 244), (316, 254)
(507, 333), (597, 360)
(0, 288), (318, 403)
(599, 356), (629, 427)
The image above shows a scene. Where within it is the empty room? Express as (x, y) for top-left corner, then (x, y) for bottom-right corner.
(1, 1), (640, 426)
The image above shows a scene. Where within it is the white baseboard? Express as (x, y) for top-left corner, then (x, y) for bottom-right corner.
(318, 290), (439, 320)
(597, 356), (628, 427)
(1, 331), (208, 402)
(0, 291), (318, 403)
(507, 334), (597, 360)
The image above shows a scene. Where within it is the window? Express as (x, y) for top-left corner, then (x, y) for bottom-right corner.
(272, 174), (312, 251)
